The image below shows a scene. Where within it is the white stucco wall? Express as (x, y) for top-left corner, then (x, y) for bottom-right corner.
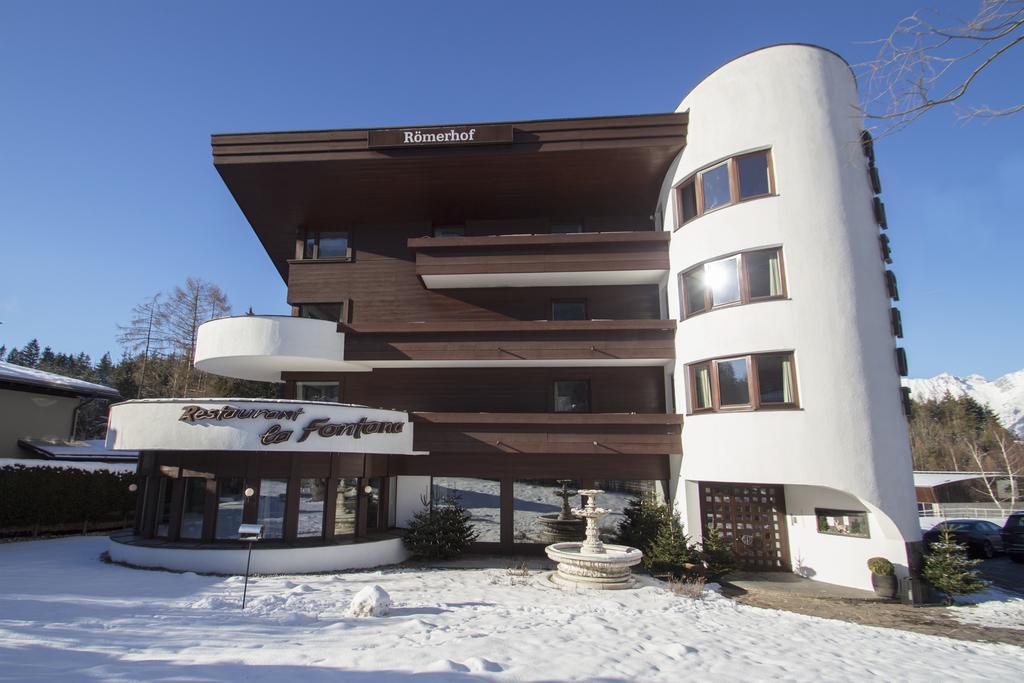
(659, 45), (920, 587)
(0, 388), (79, 456)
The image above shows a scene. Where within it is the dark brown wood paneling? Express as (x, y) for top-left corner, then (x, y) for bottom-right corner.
(337, 367), (666, 414)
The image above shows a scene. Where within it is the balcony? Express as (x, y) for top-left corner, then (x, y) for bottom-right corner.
(339, 319), (675, 367)
(408, 231), (670, 289)
(194, 315), (369, 382)
(410, 412), (683, 456)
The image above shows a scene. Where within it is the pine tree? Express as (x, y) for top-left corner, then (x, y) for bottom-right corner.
(95, 352), (114, 385)
(19, 339), (40, 367)
(644, 506), (695, 577)
(615, 492), (666, 553)
(0, 345), (6, 362)
(402, 495), (478, 560)
(922, 526), (988, 605)
(700, 525), (737, 581)
(38, 346), (56, 371)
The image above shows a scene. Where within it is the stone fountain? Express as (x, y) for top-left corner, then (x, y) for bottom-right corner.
(534, 480), (585, 543)
(544, 489), (643, 590)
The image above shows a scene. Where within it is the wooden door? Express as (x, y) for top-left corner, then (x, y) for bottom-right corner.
(699, 482), (790, 571)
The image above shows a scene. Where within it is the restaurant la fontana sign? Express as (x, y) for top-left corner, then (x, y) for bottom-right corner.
(367, 123), (513, 149)
(178, 405), (405, 447)
(105, 399), (415, 455)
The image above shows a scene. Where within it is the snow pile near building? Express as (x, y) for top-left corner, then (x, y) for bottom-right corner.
(951, 587), (1024, 631)
(904, 369), (1024, 436)
(348, 584), (391, 617)
(0, 536), (1022, 681)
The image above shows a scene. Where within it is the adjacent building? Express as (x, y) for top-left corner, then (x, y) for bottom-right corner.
(111, 44), (920, 589)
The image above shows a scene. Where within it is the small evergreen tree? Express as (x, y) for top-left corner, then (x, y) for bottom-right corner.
(923, 526), (988, 605)
(96, 353), (115, 384)
(19, 339), (40, 367)
(644, 506), (696, 577)
(0, 345), (6, 362)
(699, 525), (737, 581)
(614, 492), (665, 553)
(402, 495), (478, 560)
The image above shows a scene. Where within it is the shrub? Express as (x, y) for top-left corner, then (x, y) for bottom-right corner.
(402, 495), (478, 560)
(0, 463), (136, 532)
(616, 493), (697, 577)
(867, 556), (894, 576)
(700, 525), (737, 581)
(922, 526), (988, 605)
(614, 492), (665, 552)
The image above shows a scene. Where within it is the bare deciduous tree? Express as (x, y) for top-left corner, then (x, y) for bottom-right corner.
(161, 277), (231, 397)
(116, 293), (163, 398)
(861, 0), (1024, 135)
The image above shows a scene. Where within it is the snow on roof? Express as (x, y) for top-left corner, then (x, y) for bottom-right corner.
(913, 471), (1001, 488)
(17, 439), (138, 462)
(0, 361), (120, 399)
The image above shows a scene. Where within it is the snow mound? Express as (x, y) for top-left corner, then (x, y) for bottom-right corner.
(348, 584), (391, 617)
(951, 588), (1024, 631)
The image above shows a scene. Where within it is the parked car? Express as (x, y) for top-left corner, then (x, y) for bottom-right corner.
(923, 519), (1004, 559)
(1002, 512), (1024, 564)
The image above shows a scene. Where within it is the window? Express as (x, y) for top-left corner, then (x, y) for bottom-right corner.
(334, 478), (359, 536)
(296, 381), (340, 403)
(297, 478), (326, 539)
(154, 476), (174, 538)
(215, 477), (246, 540)
(179, 477), (208, 540)
(688, 352), (798, 413)
(679, 247), (785, 318)
(550, 299), (587, 321)
(550, 222), (583, 234)
(675, 149), (774, 226)
(257, 478), (287, 539)
(816, 509), (870, 538)
(554, 380), (590, 413)
(297, 302), (344, 323)
(431, 477), (500, 542)
(302, 230), (351, 260)
(433, 225), (465, 238)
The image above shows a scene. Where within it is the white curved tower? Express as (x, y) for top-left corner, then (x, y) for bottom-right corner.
(660, 45), (919, 590)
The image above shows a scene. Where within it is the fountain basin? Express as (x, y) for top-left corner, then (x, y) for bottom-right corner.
(545, 542), (643, 590)
(535, 514), (585, 543)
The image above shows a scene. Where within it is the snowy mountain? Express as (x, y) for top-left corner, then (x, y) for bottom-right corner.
(903, 369), (1024, 437)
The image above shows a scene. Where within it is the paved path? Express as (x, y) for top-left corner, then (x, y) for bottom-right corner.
(980, 555), (1024, 594)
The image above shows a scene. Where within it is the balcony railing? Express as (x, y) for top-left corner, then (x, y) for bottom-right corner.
(339, 319), (675, 365)
(407, 231), (670, 288)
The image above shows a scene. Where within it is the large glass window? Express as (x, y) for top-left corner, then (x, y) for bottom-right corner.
(366, 478), (382, 531)
(551, 299), (587, 321)
(154, 476), (174, 538)
(717, 358), (751, 407)
(297, 478), (326, 539)
(593, 480), (661, 542)
(215, 477), (246, 540)
(688, 352), (798, 413)
(679, 248), (785, 319)
(297, 381), (340, 403)
(736, 151), (772, 200)
(431, 477), (500, 542)
(513, 480), (582, 544)
(700, 163), (732, 212)
(554, 380), (590, 413)
(675, 149), (774, 227)
(257, 479), (287, 540)
(179, 477), (207, 540)
(333, 478), (359, 536)
(303, 230), (351, 260)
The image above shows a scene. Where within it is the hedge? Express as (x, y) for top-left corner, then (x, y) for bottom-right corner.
(0, 463), (137, 532)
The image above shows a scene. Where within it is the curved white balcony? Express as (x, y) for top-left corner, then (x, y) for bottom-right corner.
(194, 315), (369, 382)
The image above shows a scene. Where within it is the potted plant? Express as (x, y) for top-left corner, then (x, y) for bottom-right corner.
(867, 557), (898, 599)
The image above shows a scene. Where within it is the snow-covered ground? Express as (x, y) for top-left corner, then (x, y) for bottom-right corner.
(951, 587), (1024, 631)
(1, 537), (1022, 681)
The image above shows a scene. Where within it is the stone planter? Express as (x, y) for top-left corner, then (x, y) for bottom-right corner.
(870, 573), (898, 600)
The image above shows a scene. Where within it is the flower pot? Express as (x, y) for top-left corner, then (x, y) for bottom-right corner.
(870, 573), (898, 599)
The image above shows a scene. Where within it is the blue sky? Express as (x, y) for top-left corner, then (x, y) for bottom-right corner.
(0, 1), (1020, 379)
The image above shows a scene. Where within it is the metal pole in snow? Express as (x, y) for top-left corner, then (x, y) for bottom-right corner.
(241, 541), (254, 610)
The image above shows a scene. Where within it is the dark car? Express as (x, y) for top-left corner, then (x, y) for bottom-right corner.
(1003, 512), (1024, 563)
(923, 519), (1004, 559)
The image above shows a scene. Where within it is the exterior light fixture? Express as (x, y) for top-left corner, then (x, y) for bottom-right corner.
(238, 523), (265, 610)
(244, 487), (255, 498)
(128, 483), (138, 493)
(363, 485), (373, 494)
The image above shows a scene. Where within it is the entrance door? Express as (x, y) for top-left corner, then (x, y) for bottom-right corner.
(699, 482), (790, 571)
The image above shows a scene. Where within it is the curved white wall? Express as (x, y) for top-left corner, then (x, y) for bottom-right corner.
(660, 45), (920, 586)
(194, 315), (369, 383)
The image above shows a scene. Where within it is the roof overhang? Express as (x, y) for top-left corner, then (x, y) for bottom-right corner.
(212, 113), (688, 279)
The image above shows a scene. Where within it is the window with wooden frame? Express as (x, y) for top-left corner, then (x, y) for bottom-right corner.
(688, 352), (798, 414)
(674, 149), (775, 227)
(679, 247), (786, 319)
(302, 229), (352, 260)
(550, 298), (587, 321)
